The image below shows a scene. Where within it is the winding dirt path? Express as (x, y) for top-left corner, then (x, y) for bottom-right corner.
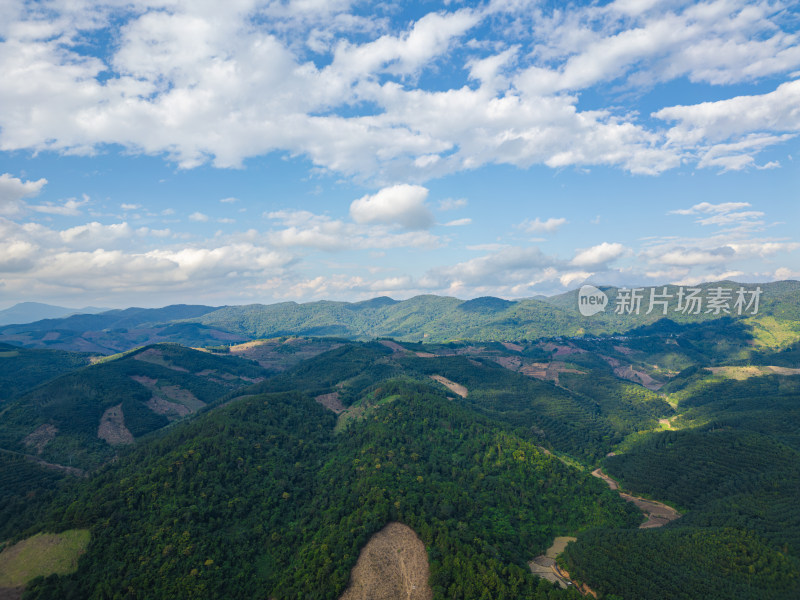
(591, 468), (680, 528)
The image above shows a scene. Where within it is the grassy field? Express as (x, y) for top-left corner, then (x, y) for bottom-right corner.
(0, 530), (89, 587)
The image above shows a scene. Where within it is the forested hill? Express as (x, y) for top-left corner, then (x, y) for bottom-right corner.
(1, 280), (798, 352)
(2, 328), (799, 599)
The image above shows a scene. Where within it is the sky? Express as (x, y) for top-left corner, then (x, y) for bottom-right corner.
(0, 0), (799, 309)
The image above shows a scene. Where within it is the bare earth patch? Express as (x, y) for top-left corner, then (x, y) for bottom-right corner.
(0, 586), (23, 600)
(339, 522), (432, 600)
(379, 340), (408, 353)
(97, 404), (134, 445)
(146, 396), (192, 418)
(539, 342), (587, 357)
(529, 537), (577, 589)
(429, 375), (467, 398)
(493, 356), (522, 370)
(229, 338), (343, 370)
(766, 366), (800, 375)
(501, 342), (523, 352)
(23, 424), (57, 454)
(513, 361), (584, 385)
(131, 376), (205, 413)
(613, 365), (664, 390)
(315, 392), (346, 414)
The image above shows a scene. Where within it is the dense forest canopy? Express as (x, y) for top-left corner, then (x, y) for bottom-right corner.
(0, 301), (799, 599)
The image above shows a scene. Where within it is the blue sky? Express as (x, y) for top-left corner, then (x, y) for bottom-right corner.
(0, 0), (799, 308)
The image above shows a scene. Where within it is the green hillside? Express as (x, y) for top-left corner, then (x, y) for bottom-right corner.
(0, 343), (95, 402)
(2, 310), (799, 599)
(0, 344), (273, 470)
(24, 381), (636, 600)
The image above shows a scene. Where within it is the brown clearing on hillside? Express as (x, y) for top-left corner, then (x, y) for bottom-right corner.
(146, 396), (192, 418)
(379, 340), (408, 353)
(23, 424), (57, 454)
(97, 404), (134, 445)
(612, 365), (663, 390)
(500, 360), (584, 385)
(131, 376), (205, 413)
(429, 375), (467, 398)
(494, 356), (522, 370)
(230, 338), (343, 370)
(529, 537), (577, 590)
(0, 586), (23, 600)
(659, 417), (674, 430)
(315, 392), (346, 414)
(592, 468), (680, 528)
(501, 342), (523, 352)
(415, 351), (436, 357)
(540, 342), (587, 357)
(767, 366), (800, 375)
(339, 522), (432, 600)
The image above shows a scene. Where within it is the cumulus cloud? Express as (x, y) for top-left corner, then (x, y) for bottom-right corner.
(0, 173), (47, 215)
(267, 209), (440, 250)
(571, 242), (626, 267)
(31, 196), (89, 216)
(350, 184), (434, 230)
(189, 212), (209, 222)
(424, 246), (562, 288)
(519, 217), (567, 233)
(0, 1), (796, 179)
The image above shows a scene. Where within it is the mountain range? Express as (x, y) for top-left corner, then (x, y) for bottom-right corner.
(1, 281), (799, 599)
(2, 280), (798, 354)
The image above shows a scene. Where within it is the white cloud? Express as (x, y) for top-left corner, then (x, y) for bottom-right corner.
(0, 2), (796, 180)
(189, 212), (209, 222)
(220, 197), (238, 203)
(267, 208), (440, 251)
(59, 221), (134, 248)
(520, 217), (567, 233)
(571, 242), (626, 267)
(653, 247), (734, 266)
(774, 267), (800, 280)
(121, 203), (141, 211)
(438, 198), (467, 211)
(670, 202), (751, 215)
(350, 184), (434, 230)
(0, 173), (47, 215)
(696, 211), (764, 227)
(443, 218), (471, 227)
(31, 196), (89, 216)
(424, 246), (562, 288)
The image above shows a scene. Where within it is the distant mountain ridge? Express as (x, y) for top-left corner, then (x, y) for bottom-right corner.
(1, 280), (798, 352)
(0, 302), (110, 326)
